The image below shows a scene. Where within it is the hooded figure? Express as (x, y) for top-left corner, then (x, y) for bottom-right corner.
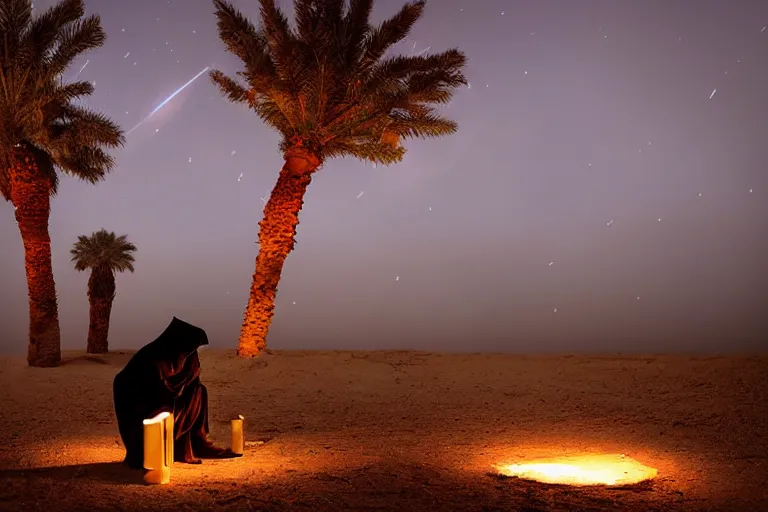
(113, 317), (239, 468)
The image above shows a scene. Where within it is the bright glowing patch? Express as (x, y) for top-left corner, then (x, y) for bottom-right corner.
(143, 411), (171, 425)
(497, 454), (657, 486)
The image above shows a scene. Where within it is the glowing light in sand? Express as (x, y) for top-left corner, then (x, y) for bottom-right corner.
(497, 454), (657, 486)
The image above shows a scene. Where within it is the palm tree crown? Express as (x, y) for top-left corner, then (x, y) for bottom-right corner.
(0, 0), (125, 200)
(71, 229), (136, 275)
(210, 0), (467, 166)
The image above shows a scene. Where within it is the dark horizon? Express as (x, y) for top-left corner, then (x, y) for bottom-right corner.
(1, 0), (767, 355)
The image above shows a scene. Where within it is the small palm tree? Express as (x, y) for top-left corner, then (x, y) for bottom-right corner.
(0, 0), (124, 366)
(70, 229), (136, 354)
(210, 0), (467, 357)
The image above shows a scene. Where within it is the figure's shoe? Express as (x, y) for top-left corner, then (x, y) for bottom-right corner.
(194, 440), (243, 459)
(175, 437), (203, 464)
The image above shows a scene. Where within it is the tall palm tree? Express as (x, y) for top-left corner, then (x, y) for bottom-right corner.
(210, 0), (467, 357)
(70, 229), (136, 354)
(0, 0), (124, 366)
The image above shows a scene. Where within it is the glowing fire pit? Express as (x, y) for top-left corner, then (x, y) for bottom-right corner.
(497, 454), (657, 486)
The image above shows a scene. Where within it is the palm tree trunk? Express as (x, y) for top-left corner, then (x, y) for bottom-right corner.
(237, 150), (320, 357)
(87, 297), (113, 354)
(86, 269), (115, 354)
(8, 149), (61, 367)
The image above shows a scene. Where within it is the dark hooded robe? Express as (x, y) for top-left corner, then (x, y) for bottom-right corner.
(113, 317), (238, 468)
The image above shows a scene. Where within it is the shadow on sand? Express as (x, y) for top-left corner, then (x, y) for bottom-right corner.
(0, 460), (682, 511)
(0, 461), (145, 486)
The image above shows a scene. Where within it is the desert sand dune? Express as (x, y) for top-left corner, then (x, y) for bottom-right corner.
(0, 350), (766, 511)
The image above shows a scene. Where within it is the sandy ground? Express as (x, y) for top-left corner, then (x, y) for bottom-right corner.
(0, 349), (766, 511)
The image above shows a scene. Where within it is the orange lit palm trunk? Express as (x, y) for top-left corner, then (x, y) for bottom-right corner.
(8, 148), (61, 367)
(86, 268), (115, 354)
(237, 149), (320, 357)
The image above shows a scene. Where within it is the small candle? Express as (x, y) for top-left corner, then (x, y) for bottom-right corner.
(143, 411), (173, 485)
(231, 415), (244, 455)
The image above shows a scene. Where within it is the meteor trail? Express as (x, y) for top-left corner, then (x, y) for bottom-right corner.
(127, 66), (210, 135)
(148, 66), (210, 116)
(73, 59), (89, 79)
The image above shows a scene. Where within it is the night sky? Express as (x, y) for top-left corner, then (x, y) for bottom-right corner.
(1, 0), (766, 353)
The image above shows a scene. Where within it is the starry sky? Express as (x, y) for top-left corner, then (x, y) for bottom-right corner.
(1, 0), (767, 354)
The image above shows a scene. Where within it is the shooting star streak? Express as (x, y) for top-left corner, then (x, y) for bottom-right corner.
(148, 66), (210, 117)
(75, 59), (89, 78)
(68, 59), (90, 81)
(127, 66), (210, 135)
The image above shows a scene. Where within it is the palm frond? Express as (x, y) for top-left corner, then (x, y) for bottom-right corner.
(360, 0), (425, 70)
(46, 14), (105, 76)
(212, 3), (277, 93)
(252, 94), (296, 134)
(343, 0), (373, 64)
(293, 0), (320, 48)
(54, 145), (115, 183)
(295, 0), (344, 53)
(212, 0), (269, 68)
(258, 0), (297, 82)
(323, 137), (405, 165)
(0, 0), (33, 40)
(212, 0), (466, 167)
(51, 80), (94, 102)
(209, 68), (250, 104)
(388, 110), (457, 139)
(27, 143), (60, 194)
(24, 0), (84, 63)
(365, 48), (467, 96)
(0, 0), (122, 201)
(57, 104), (125, 147)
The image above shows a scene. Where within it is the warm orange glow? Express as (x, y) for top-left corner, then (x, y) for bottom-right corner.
(142, 411), (171, 425)
(381, 130), (400, 148)
(231, 415), (245, 455)
(497, 454), (657, 486)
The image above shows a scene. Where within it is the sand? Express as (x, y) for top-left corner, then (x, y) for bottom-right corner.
(0, 349), (766, 511)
